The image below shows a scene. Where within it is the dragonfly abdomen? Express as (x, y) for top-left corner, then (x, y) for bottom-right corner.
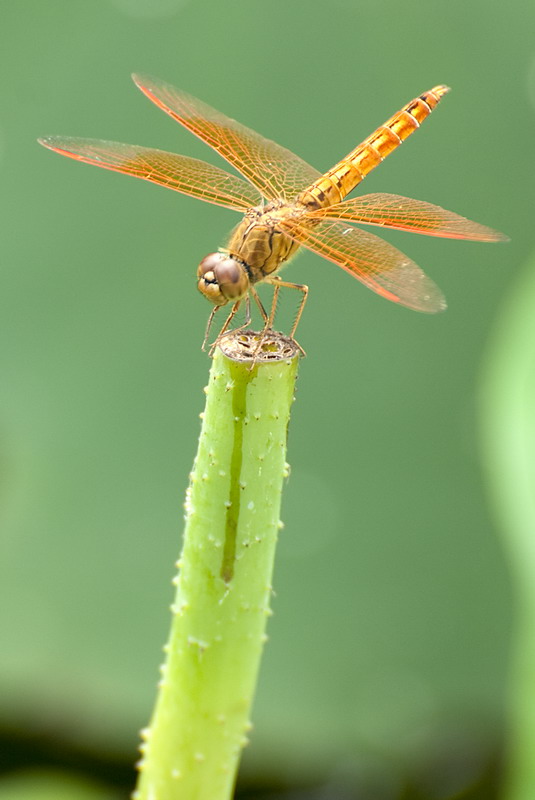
(298, 85), (450, 209)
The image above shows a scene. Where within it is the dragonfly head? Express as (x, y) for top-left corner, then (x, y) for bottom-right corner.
(197, 252), (249, 305)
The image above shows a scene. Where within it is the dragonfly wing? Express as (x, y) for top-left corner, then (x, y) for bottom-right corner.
(304, 193), (507, 242)
(38, 137), (262, 211)
(132, 74), (322, 202)
(281, 218), (446, 312)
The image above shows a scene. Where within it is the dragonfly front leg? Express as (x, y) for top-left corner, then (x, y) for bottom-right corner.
(202, 305), (221, 351)
(209, 295), (254, 356)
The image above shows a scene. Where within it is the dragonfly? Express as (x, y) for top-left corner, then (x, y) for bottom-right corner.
(39, 75), (505, 351)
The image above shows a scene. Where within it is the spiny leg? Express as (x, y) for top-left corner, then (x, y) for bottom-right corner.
(207, 299), (241, 356)
(202, 305), (221, 351)
(223, 293), (252, 339)
(248, 284), (276, 364)
(248, 279), (281, 362)
(249, 284), (269, 324)
(247, 284), (275, 362)
(265, 276), (308, 350)
(249, 277), (308, 361)
(209, 295), (254, 356)
(266, 280), (282, 330)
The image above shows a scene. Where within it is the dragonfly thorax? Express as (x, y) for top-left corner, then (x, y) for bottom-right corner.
(197, 251), (249, 306)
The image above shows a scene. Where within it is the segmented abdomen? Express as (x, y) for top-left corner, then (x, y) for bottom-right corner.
(298, 85), (450, 209)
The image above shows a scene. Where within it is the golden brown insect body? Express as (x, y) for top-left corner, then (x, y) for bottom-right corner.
(40, 76), (505, 347)
(297, 86), (449, 210)
(197, 200), (303, 304)
(229, 201), (302, 280)
(196, 85), (452, 311)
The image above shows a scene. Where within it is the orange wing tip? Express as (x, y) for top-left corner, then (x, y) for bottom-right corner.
(132, 73), (164, 109)
(468, 224), (509, 243)
(420, 293), (447, 314)
(38, 137), (81, 159)
(132, 73), (155, 96)
(387, 288), (447, 314)
(492, 230), (510, 243)
(38, 137), (70, 155)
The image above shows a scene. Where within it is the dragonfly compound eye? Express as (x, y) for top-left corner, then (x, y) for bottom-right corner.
(197, 252), (249, 304)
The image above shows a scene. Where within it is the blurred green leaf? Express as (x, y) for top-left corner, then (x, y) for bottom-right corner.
(481, 247), (535, 800)
(0, 770), (118, 800)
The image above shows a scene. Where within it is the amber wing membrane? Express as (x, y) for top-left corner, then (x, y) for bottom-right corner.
(281, 217), (446, 312)
(303, 193), (507, 242)
(132, 74), (322, 202)
(38, 138), (262, 211)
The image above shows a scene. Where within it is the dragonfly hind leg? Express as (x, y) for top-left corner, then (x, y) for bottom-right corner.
(205, 279), (308, 361)
(250, 277), (308, 359)
(265, 276), (309, 341)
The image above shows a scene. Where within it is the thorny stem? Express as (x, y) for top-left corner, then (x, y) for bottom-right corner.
(134, 332), (300, 800)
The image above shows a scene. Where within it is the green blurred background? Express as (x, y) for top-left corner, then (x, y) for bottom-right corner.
(1, 0), (533, 797)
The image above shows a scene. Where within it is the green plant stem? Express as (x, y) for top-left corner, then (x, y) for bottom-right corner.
(134, 337), (299, 800)
(480, 249), (535, 800)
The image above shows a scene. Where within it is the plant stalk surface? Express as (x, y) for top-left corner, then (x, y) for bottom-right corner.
(135, 332), (299, 800)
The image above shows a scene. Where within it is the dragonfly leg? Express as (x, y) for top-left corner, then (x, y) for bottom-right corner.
(207, 299), (241, 356)
(249, 284), (269, 323)
(202, 305), (221, 351)
(209, 295), (256, 356)
(264, 276), (308, 353)
(265, 279), (282, 330)
(246, 277), (308, 363)
(267, 277), (309, 339)
(222, 293), (252, 338)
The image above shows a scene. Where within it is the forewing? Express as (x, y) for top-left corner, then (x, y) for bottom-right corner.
(304, 193), (507, 242)
(132, 74), (321, 202)
(38, 137), (262, 211)
(281, 218), (446, 312)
